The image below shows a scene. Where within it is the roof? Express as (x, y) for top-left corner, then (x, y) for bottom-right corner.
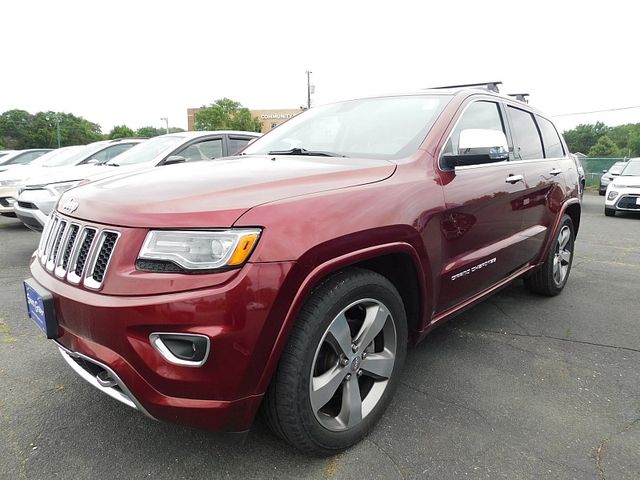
(176, 130), (261, 138)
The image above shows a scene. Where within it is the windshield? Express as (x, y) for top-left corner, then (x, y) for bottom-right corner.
(2, 150), (48, 165)
(609, 164), (625, 175)
(108, 135), (185, 165)
(242, 95), (450, 160)
(40, 145), (93, 167)
(620, 160), (640, 176)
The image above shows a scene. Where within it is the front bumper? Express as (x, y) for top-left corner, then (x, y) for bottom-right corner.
(15, 189), (57, 231)
(14, 203), (48, 231)
(605, 186), (640, 212)
(0, 185), (18, 213)
(30, 257), (295, 432)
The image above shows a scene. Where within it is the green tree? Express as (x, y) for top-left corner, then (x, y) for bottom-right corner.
(0, 109), (34, 148)
(0, 110), (102, 148)
(563, 122), (609, 154)
(136, 126), (164, 138)
(193, 98), (262, 132)
(627, 130), (640, 157)
(108, 125), (135, 139)
(588, 135), (621, 157)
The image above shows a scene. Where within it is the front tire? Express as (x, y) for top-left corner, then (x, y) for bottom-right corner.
(604, 207), (616, 217)
(524, 215), (575, 297)
(263, 268), (407, 456)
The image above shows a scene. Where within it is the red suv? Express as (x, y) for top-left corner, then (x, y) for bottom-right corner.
(24, 85), (581, 455)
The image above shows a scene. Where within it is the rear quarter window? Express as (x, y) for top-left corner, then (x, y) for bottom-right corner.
(536, 115), (565, 158)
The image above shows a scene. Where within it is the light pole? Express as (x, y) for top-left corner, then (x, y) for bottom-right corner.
(55, 114), (62, 148)
(306, 70), (312, 110)
(160, 117), (169, 134)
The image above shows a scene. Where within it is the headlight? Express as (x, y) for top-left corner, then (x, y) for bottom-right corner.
(607, 191), (619, 200)
(47, 180), (88, 196)
(138, 229), (261, 271)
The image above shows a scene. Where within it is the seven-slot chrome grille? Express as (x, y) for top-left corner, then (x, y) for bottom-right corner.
(38, 213), (120, 289)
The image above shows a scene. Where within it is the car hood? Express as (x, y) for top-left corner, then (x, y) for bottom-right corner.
(611, 175), (640, 188)
(24, 164), (122, 187)
(58, 156), (396, 228)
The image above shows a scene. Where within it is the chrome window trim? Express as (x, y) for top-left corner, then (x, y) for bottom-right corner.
(436, 96), (569, 173)
(84, 230), (121, 290)
(149, 332), (211, 368)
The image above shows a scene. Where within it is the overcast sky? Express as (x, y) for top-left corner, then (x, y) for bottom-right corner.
(1, 0), (637, 133)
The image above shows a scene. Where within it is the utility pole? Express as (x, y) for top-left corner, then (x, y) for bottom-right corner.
(160, 117), (169, 134)
(306, 70), (312, 109)
(55, 114), (62, 148)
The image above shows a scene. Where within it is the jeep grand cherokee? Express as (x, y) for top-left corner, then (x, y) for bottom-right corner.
(24, 85), (581, 455)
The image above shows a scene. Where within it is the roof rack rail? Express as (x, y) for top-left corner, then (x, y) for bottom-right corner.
(507, 93), (529, 103)
(429, 81), (502, 93)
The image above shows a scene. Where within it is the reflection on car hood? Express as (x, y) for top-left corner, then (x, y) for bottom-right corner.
(24, 164), (130, 187)
(58, 156), (396, 228)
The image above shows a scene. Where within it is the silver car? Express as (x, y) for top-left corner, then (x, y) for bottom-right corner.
(15, 131), (259, 231)
(599, 161), (627, 195)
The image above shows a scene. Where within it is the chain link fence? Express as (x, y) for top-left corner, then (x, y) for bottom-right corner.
(577, 157), (626, 188)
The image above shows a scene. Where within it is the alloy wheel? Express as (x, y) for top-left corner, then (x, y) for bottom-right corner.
(309, 298), (397, 432)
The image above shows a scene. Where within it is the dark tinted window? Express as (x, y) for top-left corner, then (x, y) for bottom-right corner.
(508, 107), (543, 160)
(4, 150), (48, 165)
(88, 144), (136, 164)
(443, 101), (505, 155)
(177, 138), (223, 162)
(536, 115), (564, 158)
(228, 137), (253, 155)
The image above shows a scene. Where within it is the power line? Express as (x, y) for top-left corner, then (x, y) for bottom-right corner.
(552, 105), (640, 117)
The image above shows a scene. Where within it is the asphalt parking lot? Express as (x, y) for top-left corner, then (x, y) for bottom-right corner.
(0, 192), (638, 480)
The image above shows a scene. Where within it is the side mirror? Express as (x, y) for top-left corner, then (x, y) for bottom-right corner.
(443, 129), (509, 168)
(163, 155), (187, 166)
(86, 159), (100, 165)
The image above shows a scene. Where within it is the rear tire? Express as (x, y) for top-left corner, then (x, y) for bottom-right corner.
(604, 207), (616, 217)
(262, 268), (407, 456)
(524, 215), (575, 297)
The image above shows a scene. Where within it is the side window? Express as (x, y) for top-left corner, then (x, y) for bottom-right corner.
(227, 137), (253, 155)
(86, 144), (134, 164)
(443, 101), (505, 156)
(13, 151), (46, 164)
(508, 107), (544, 160)
(536, 115), (565, 158)
(177, 138), (223, 162)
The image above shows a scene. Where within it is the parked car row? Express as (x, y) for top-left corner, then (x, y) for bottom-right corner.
(599, 161), (627, 195)
(0, 148), (52, 172)
(0, 131), (260, 229)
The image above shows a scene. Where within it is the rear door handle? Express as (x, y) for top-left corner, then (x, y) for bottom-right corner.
(549, 168), (563, 176)
(505, 174), (524, 184)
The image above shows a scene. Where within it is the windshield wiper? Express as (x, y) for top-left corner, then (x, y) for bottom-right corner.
(267, 147), (347, 157)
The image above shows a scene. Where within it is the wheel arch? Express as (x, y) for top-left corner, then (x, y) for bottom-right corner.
(253, 240), (430, 395)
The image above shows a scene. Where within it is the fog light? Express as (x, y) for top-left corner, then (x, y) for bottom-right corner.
(607, 191), (619, 200)
(149, 333), (210, 367)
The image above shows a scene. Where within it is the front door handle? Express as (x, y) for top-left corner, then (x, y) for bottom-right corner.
(505, 174), (524, 184)
(549, 168), (563, 176)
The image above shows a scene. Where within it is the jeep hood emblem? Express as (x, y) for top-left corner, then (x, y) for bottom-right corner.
(61, 198), (79, 214)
